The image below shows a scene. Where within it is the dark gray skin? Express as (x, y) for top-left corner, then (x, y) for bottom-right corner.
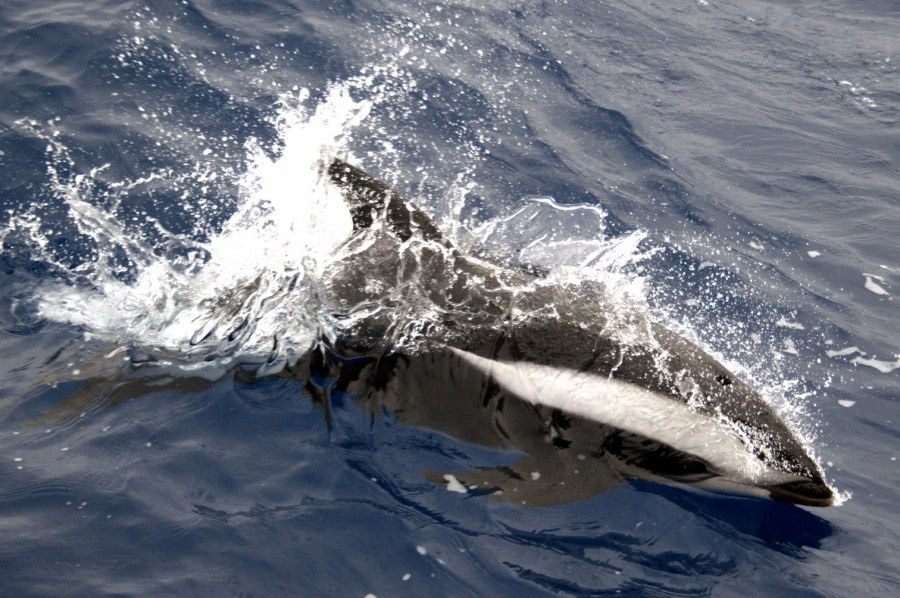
(315, 158), (834, 507)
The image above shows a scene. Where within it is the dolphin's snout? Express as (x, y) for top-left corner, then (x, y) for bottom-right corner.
(768, 478), (834, 507)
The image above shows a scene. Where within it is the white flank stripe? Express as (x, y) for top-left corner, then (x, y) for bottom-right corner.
(449, 348), (798, 485)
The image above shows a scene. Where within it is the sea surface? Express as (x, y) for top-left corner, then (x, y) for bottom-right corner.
(1, 1), (898, 596)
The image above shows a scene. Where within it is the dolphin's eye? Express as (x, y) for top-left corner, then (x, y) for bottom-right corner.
(715, 374), (733, 387)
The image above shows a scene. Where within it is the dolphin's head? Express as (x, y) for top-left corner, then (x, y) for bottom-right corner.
(683, 368), (834, 507)
(630, 346), (835, 506)
(619, 429), (836, 507)
(663, 458), (835, 507)
(636, 331), (835, 507)
(765, 478), (835, 506)
(581, 401), (835, 507)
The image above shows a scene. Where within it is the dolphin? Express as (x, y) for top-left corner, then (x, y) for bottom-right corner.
(26, 158), (834, 508)
(307, 158), (835, 507)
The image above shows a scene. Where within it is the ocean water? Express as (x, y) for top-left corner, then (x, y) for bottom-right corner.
(1, 0), (898, 596)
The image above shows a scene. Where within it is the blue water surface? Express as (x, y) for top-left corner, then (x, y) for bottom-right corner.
(1, 1), (898, 596)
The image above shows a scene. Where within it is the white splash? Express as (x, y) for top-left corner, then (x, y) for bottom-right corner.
(776, 316), (805, 330)
(32, 85), (373, 366)
(851, 355), (900, 374)
(863, 273), (890, 296)
(443, 474), (468, 494)
(783, 338), (799, 356)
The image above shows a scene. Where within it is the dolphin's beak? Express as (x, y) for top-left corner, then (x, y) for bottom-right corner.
(767, 478), (835, 507)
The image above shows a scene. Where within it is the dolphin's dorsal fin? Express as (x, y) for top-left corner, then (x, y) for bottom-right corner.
(327, 158), (446, 244)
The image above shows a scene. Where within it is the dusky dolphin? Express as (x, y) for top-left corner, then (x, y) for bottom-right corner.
(307, 157), (834, 507)
(26, 158), (834, 508)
